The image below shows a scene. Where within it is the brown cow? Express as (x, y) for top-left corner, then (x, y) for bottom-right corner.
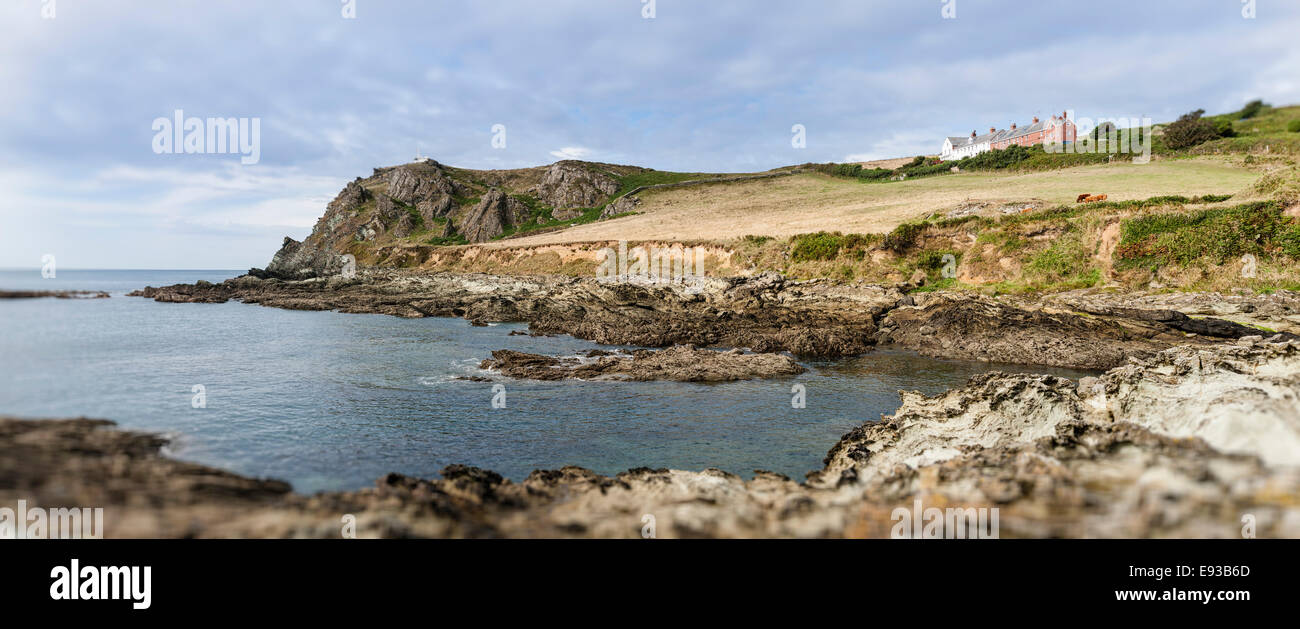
(1082, 194), (1108, 203)
(1076, 193), (1091, 203)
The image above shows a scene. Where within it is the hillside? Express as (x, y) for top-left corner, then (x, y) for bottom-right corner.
(497, 159), (1256, 246)
(302, 158), (753, 256)
(272, 102), (1300, 294)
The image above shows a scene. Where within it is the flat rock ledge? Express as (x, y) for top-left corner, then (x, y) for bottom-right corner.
(478, 345), (805, 382)
(0, 290), (109, 299)
(4, 339), (1298, 538)
(125, 269), (1293, 370)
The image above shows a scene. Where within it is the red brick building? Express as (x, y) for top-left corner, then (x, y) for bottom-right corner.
(941, 111), (1078, 161)
(991, 111), (1077, 150)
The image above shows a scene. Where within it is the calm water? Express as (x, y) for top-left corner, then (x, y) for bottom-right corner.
(0, 269), (1096, 493)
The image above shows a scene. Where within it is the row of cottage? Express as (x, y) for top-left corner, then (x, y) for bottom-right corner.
(940, 111), (1078, 161)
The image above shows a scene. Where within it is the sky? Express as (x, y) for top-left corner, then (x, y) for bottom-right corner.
(1, 0), (1298, 269)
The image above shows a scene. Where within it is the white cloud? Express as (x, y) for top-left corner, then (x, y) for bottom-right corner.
(2, 0), (1298, 267)
(549, 147), (592, 160)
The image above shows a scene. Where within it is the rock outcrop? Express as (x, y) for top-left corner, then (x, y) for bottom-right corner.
(600, 194), (639, 219)
(460, 189), (529, 243)
(1039, 288), (1300, 336)
(479, 345), (805, 382)
(308, 179), (372, 248)
(132, 271), (903, 360)
(386, 162), (464, 205)
(248, 237), (351, 281)
(875, 292), (1183, 369)
(129, 271), (1274, 368)
(530, 161), (618, 210)
(261, 159), (647, 262)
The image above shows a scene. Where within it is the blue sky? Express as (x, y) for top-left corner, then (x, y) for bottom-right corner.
(1, 0), (1297, 268)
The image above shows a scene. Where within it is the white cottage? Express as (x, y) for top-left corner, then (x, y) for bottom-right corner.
(941, 129), (995, 161)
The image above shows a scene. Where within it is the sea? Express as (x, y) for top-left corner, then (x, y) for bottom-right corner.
(0, 269), (1095, 493)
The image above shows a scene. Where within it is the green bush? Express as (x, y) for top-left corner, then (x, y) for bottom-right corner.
(790, 232), (845, 261)
(1288, 120), (1300, 133)
(895, 162), (954, 179)
(1025, 233), (1099, 288)
(916, 250), (959, 271)
(957, 144), (1032, 170)
(1240, 99), (1266, 119)
(882, 221), (929, 252)
(834, 163), (863, 177)
(1196, 194), (1234, 203)
(1162, 109), (1226, 150)
(857, 168), (893, 180)
(1116, 201), (1297, 266)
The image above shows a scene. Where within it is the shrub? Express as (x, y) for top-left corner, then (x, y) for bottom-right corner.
(916, 250), (959, 271)
(882, 221), (929, 252)
(957, 144), (1032, 170)
(857, 168), (893, 180)
(1196, 194), (1234, 203)
(897, 161), (955, 179)
(1288, 120), (1300, 133)
(1025, 234), (1098, 288)
(1162, 109), (1225, 150)
(1240, 99), (1266, 119)
(1116, 201), (1292, 266)
(790, 232), (845, 261)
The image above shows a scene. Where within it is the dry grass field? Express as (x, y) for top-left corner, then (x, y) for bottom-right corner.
(495, 157), (1259, 247)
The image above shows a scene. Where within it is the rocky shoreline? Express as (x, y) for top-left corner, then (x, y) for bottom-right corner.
(94, 268), (1300, 537)
(128, 269), (1296, 370)
(5, 339), (1298, 538)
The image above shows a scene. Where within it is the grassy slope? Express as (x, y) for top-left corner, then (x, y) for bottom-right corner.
(386, 104), (1300, 294)
(497, 159), (1258, 246)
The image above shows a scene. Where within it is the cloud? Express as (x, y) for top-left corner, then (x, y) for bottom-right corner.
(548, 147), (592, 160)
(0, 0), (1297, 267)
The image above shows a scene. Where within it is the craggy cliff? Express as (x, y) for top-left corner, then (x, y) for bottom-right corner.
(285, 160), (635, 263)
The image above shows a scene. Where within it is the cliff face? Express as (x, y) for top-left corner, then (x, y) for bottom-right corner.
(246, 158), (645, 279)
(288, 159), (638, 262)
(458, 189), (529, 244)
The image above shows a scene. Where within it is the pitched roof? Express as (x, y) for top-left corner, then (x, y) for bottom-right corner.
(949, 116), (1068, 148)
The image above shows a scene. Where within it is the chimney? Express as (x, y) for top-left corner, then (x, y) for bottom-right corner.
(989, 127), (996, 134)
(970, 131), (977, 140)
(1032, 116), (1039, 123)
(1011, 122), (1017, 131)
